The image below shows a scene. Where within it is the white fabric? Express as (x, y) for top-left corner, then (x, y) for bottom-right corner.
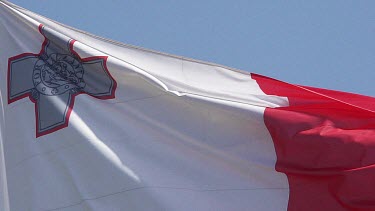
(0, 1), (289, 210)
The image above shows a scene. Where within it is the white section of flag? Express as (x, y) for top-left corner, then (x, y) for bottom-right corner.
(0, 1), (289, 210)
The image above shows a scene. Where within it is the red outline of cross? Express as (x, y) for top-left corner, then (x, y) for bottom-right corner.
(7, 24), (117, 138)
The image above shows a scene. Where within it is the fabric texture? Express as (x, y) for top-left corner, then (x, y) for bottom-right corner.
(1, 1), (375, 211)
(0, 1), (288, 210)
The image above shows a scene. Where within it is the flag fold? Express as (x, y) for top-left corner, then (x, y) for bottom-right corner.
(0, 1), (374, 211)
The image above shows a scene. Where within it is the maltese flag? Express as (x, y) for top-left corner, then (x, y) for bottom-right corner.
(1, 1), (375, 211)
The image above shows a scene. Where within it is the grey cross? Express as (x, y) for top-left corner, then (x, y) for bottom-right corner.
(8, 25), (117, 137)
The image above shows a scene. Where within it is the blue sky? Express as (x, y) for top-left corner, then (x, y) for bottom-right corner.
(9, 0), (375, 96)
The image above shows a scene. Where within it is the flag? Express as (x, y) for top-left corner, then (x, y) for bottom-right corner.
(1, 1), (374, 210)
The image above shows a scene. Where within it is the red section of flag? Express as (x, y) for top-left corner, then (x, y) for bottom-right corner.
(252, 73), (375, 211)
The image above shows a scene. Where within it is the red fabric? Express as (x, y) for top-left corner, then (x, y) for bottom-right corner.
(252, 73), (375, 211)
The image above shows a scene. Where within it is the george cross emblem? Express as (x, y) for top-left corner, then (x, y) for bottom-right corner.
(7, 24), (117, 137)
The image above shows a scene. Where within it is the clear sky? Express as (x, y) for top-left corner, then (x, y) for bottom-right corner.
(8, 0), (375, 96)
